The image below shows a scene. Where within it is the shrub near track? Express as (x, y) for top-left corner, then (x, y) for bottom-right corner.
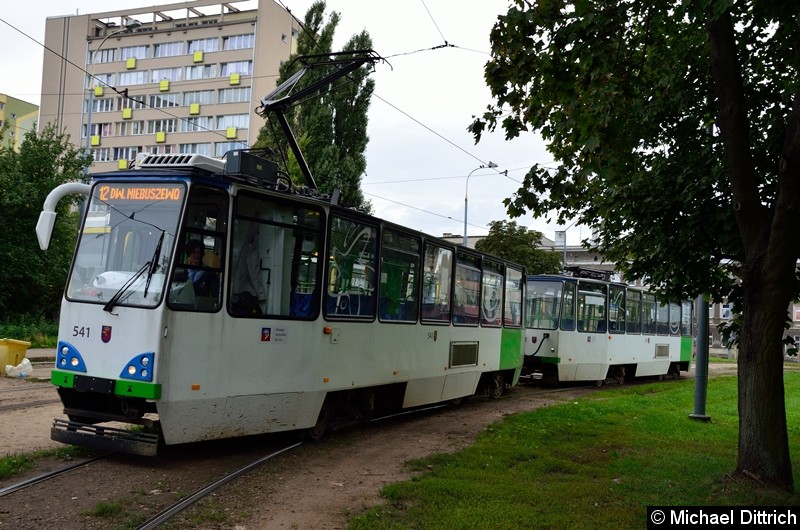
(349, 372), (800, 529)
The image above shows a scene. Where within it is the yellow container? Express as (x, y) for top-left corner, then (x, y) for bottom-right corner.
(0, 338), (31, 367)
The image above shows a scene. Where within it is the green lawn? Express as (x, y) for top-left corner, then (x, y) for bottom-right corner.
(348, 370), (800, 529)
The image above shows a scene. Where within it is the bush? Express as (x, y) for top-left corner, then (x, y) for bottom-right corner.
(0, 317), (58, 348)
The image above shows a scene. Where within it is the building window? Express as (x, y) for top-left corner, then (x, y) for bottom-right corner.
(179, 143), (212, 156)
(218, 87), (251, 104)
(154, 41), (184, 57)
(151, 67), (182, 83)
(222, 33), (255, 50)
(187, 37), (219, 53)
(183, 90), (215, 105)
(87, 98), (115, 113)
(185, 64), (216, 80)
(145, 144), (174, 154)
(119, 71), (149, 85)
(149, 93), (180, 108)
(147, 119), (177, 134)
(220, 60), (252, 76)
(87, 72), (115, 89)
(89, 48), (115, 64)
(214, 141), (244, 157)
(118, 95), (146, 110)
(113, 146), (142, 161)
(216, 114), (249, 130)
(120, 45), (148, 60)
(116, 120), (146, 136)
(181, 116), (213, 133)
(91, 147), (111, 162)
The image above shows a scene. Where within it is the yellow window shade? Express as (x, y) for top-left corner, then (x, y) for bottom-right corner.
(93, 86), (104, 97)
(193, 50), (204, 63)
(90, 135), (100, 146)
(189, 103), (200, 115)
(229, 73), (240, 85)
(122, 108), (132, 119)
(118, 159), (128, 170)
(156, 131), (166, 143)
(226, 127), (237, 139)
(126, 57), (136, 69)
(159, 79), (170, 92)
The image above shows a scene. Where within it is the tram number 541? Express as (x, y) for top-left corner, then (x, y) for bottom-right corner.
(72, 326), (90, 338)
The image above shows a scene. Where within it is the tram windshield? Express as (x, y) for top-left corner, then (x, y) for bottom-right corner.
(66, 181), (185, 308)
(526, 279), (562, 330)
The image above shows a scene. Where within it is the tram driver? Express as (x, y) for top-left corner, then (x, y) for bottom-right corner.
(184, 238), (219, 298)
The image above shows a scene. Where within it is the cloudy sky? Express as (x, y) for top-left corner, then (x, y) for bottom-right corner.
(0, 0), (585, 244)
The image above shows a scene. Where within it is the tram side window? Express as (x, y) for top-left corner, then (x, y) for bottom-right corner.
(680, 300), (693, 336)
(169, 187), (227, 312)
(379, 229), (420, 322)
(669, 302), (681, 336)
(608, 285), (625, 333)
(625, 290), (643, 334)
(642, 293), (657, 334)
(577, 281), (607, 333)
(228, 193), (322, 319)
(481, 260), (504, 327)
(453, 250), (481, 326)
(325, 216), (377, 318)
(526, 280), (562, 330)
(421, 243), (452, 322)
(504, 267), (523, 327)
(561, 282), (576, 331)
(656, 302), (670, 335)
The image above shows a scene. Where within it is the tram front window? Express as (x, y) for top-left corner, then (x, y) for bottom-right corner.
(66, 182), (185, 308)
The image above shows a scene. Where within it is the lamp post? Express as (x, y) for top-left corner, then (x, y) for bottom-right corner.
(85, 19), (141, 171)
(463, 161), (497, 246)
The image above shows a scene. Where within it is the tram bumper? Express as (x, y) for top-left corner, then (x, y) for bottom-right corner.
(51, 418), (160, 456)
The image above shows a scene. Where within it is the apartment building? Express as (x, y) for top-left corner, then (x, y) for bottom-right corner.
(39, 0), (301, 172)
(0, 93), (38, 151)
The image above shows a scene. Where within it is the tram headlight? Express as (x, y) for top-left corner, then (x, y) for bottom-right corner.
(70, 357), (80, 367)
(61, 346), (68, 355)
(119, 352), (155, 382)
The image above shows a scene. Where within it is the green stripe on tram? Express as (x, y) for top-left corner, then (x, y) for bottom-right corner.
(51, 369), (161, 399)
(500, 327), (524, 369)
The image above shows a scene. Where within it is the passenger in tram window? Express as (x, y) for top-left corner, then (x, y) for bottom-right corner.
(185, 239), (219, 298)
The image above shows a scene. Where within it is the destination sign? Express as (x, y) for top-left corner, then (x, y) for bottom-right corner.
(96, 183), (183, 203)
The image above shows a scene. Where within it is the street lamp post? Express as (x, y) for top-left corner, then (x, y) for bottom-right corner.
(85, 19), (141, 171)
(463, 161), (497, 246)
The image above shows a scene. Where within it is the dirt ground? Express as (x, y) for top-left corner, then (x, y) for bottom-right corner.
(0, 357), (739, 530)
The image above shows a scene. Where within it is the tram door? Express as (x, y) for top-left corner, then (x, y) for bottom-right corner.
(561, 280), (609, 381)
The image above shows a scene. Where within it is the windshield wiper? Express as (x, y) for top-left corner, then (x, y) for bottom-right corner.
(103, 262), (150, 313)
(144, 230), (165, 297)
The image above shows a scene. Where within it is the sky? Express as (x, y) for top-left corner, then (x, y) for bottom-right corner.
(0, 0), (585, 245)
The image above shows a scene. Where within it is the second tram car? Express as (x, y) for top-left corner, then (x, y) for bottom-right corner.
(523, 269), (693, 385)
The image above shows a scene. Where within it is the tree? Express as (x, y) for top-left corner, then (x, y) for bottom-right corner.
(0, 123), (91, 320)
(474, 220), (562, 274)
(470, 1), (799, 490)
(254, 0), (374, 212)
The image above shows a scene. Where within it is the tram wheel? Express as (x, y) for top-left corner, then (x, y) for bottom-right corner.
(613, 366), (625, 385)
(595, 379), (605, 387)
(488, 373), (505, 399)
(449, 396), (465, 406)
(306, 398), (331, 441)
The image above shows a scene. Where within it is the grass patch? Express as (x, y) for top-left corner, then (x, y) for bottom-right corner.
(349, 373), (800, 529)
(0, 318), (58, 348)
(82, 498), (147, 529)
(0, 446), (93, 480)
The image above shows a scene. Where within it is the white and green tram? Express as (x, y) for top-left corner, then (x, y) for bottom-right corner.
(36, 152), (526, 455)
(524, 270), (693, 385)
